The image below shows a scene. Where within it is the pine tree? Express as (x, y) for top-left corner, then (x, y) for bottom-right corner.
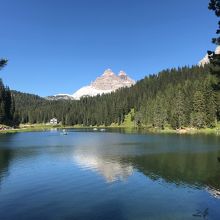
(0, 102), (5, 124)
(0, 79), (5, 124)
(190, 91), (207, 128)
(203, 78), (217, 127)
(171, 88), (186, 129)
(153, 95), (167, 129)
(0, 59), (7, 70)
(0, 59), (15, 125)
(208, 0), (220, 89)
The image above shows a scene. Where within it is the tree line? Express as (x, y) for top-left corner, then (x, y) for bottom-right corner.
(12, 65), (220, 129)
(0, 59), (17, 126)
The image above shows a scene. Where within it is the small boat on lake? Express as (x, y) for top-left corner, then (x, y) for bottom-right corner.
(100, 128), (106, 132)
(61, 129), (68, 135)
(93, 128), (98, 131)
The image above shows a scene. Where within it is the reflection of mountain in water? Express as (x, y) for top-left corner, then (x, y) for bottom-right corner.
(73, 153), (133, 183)
(73, 146), (220, 194)
(1, 132), (220, 200)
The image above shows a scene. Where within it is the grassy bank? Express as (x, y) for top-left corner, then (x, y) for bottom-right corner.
(0, 124), (66, 134)
(1, 122), (220, 135)
(145, 126), (220, 135)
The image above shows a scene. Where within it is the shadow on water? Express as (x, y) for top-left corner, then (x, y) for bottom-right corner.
(0, 133), (38, 185)
(121, 151), (220, 190)
(0, 134), (20, 185)
(71, 129), (220, 191)
(0, 148), (12, 184)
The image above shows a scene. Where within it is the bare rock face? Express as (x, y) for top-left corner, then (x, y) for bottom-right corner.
(199, 46), (220, 66)
(46, 94), (74, 101)
(91, 69), (122, 90)
(118, 70), (128, 80)
(47, 69), (135, 100)
(102, 69), (115, 76)
(72, 69), (135, 100)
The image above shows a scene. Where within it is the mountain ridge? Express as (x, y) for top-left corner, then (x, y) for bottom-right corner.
(46, 69), (135, 100)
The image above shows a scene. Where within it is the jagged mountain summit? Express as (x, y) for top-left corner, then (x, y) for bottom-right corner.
(198, 46), (220, 66)
(46, 69), (135, 100)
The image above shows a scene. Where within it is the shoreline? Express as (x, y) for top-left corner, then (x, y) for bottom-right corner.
(0, 124), (220, 135)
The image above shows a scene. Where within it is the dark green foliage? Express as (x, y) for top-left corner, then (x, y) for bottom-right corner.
(171, 87), (186, 129)
(0, 59), (7, 70)
(0, 81), (16, 125)
(190, 91), (207, 128)
(208, 0), (220, 88)
(138, 66), (218, 129)
(0, 60), (16, 126)
(12, 65), (219, 129)
(152, 94), (167, 129)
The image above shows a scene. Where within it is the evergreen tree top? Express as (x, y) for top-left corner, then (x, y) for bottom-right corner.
(0, 59), (7, 70)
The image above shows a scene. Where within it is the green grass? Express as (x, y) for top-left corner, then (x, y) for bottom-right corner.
(0, 123), (65, 134)
(145, 123), (220, 135)
(109, 109), (135, 128)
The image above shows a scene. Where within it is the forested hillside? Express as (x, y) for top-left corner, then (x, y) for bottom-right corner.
(0, 60), (17, 126)
(0, 80), (16, 126)
(12, 65), (220, 129)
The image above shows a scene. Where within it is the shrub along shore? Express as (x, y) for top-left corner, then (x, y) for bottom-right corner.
(1, 122), (220, 135)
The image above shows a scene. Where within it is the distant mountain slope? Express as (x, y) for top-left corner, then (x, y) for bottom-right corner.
(11, 90), (46, 112)
(47, 69), (135, 100)
(13, 65), (214, 126)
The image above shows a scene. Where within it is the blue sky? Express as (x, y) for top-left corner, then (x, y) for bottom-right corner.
(0, 0), (218, 96)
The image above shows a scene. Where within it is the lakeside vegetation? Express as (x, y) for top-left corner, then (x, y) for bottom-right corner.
(1, 121), (220, 136)
(0, 60), (18, 127)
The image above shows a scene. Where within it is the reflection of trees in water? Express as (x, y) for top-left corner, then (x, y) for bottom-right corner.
(73, 147), (220, 190)
(122, 151), (220, 190)
(0, 149), (13, 184)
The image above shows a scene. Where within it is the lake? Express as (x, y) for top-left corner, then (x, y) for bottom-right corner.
(0, 129), (220, 220)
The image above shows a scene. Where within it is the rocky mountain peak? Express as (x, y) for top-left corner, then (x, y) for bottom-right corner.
(118, 70), (127, 80)
(73, 69), (135, 99)
(118, 70), (127, 76)
(47, 69), (135, 100)
(102, 69), (115, 76)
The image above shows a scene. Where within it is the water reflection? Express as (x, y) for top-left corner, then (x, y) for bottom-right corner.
(0, 131), (220, 219)
(72, 143), (220, 193)
(122, 151), (220, 191)
(0, 149), (12, 184)
(73, 153), (133, 182)
(206, 188), (220, 199)
(1, 131), (220, 192)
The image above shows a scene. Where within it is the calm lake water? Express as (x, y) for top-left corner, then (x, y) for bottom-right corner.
(0, 129), (220, 220)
